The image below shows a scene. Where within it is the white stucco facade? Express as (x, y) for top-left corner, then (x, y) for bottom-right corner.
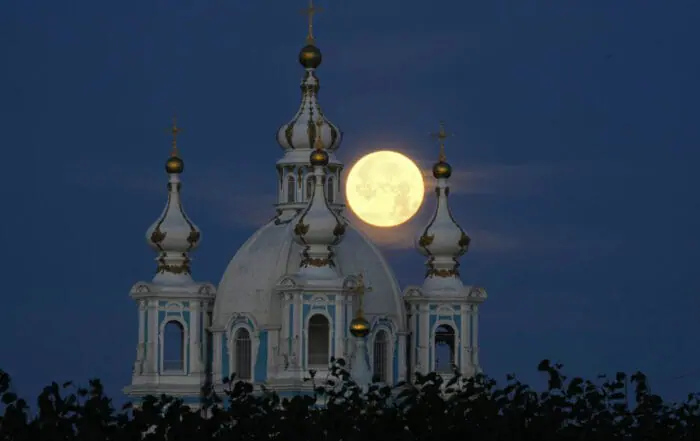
(123, 29), (487, 405)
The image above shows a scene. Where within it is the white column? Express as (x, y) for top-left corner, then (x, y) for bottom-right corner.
(334, 294), (342, 360)
(294, 294), (303, 369)
(419, 304), (430, 374)
(189, 302), (200, 374)
(148, 300), (159, 374)
(460, 303), (468, 375)
(268, 328), (279, 377)
(138, 302), (146, 345)
(281, 294), (290, 343)
(397, 332), (407, 383)
(213, 331), (223, 383)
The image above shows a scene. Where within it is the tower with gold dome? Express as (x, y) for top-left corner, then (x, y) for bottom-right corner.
(403, 123), (487, 379)
(124, 119), (217, 403)
(124, 2), (486, 406)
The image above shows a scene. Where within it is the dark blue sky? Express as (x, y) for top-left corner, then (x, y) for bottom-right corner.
(2, 0), (699, 404)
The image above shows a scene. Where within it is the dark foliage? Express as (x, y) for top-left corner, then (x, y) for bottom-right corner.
(2, 359), (700, 440)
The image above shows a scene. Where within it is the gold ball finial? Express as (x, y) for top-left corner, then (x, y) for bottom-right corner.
(298, 0), (323, 68)
(430, 121), (452, 179)
(349, 316), (371, 338)
(299, 44), (322, 69)
(348, 272), (371, 337)
(165, 117), (184, 174)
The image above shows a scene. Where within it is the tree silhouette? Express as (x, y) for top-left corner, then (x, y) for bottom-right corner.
(2, 360), (700, 440)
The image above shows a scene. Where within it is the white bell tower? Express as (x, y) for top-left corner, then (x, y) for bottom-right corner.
(404, 122), (487, 380)
(123, 119), (216, 406)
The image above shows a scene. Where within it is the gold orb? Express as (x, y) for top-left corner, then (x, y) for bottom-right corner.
(299, 44), (322, 69)
(432, 161), (452, 179)
(349, 316), (370, 338)
(165, 156), (184, 174)
(310, 148), (329, 166)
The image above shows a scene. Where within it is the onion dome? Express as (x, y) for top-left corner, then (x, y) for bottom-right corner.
(292, 120), (346, 275)
(416, 122), (471, 282)
(145, 118), (201, 283)
(276, 1), (342, 152)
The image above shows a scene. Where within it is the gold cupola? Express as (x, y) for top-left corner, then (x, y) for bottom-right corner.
(276, 0), (342, 152)
(145, 117), (202, 282)
(416, 122), (470, 285)
(292, 119), (346, 277)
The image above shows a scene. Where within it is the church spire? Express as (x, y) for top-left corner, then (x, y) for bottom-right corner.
(145, 117), (202, 284)
(276, 0), (342, 152)
(292, 120), (346, 278)
(416, 122), (471, 292)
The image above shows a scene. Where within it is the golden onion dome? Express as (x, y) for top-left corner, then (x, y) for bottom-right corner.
(165, 155), (184, 174)
(432, 160), (452, 179)
(310, 148), (329, 166)
(349, 316), (371, 338)
(299, 44), (322, 69)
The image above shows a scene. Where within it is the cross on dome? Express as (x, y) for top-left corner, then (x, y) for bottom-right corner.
(416, 121), (470, 291)
(301, 0), (323, 45)
(430, 121), (452, 163)
(146, 117), (202, 284)
(276, 1), (342, 152)
(170, 116), (181, 157)
(430, 121), (454, 179)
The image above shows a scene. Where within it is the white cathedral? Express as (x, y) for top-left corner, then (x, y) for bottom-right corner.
(123, 11), (487, 405)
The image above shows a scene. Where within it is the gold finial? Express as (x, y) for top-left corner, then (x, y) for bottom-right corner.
(301, 0), (323, 45)
(430, 121), (452, 163)
(170, 116), (181, 157)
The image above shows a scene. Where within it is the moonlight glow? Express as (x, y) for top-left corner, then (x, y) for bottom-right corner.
(345, 150), (424, 227)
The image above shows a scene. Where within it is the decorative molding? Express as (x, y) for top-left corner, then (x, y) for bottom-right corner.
(134, 284), (150, 294)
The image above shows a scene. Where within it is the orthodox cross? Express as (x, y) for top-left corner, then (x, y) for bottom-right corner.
(170, 116), (181, 157)
(301, 0), (323, 44)
(430, 121), (452, 162)
(351, 272), (372, 315)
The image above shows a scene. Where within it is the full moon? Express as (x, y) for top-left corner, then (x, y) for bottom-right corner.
(345, 150), (424, 227)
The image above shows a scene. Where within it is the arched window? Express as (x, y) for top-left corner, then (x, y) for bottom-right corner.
(163, 321), (185, 372)
(287, 175), (296, 203)
(373, 330), (389, 383)
(306, 176), (314, 201)
(234, 328), (252, 381)
(434, 324), (456, 373)
(327, 176), (334, 203)
(307, 315), (330, 367)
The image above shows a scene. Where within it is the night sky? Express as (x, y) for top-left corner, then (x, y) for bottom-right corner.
(2, 1), (699, 404)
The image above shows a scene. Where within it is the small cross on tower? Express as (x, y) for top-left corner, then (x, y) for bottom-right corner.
(301, 0), (323, 45)
(169, 116), (181, 157)
(430, 121), (453, 162)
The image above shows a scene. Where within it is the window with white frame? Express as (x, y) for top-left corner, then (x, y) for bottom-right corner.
(287, 175), (296, 203)
(373, 330), (389, 383)
(234, 328), (252, 381)
(307, 314), (330, 367)
(434, 324), (456, 373)
(163, 321), (185, 372)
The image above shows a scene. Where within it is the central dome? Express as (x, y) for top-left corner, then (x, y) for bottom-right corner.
(213, 219), (405, 330)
